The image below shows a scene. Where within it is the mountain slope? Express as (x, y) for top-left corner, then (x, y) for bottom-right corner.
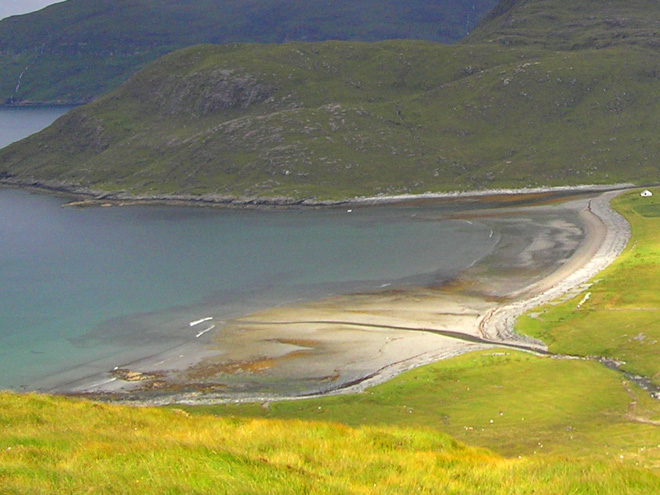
(1, 35), (659, 201)
(466, 0), (660, 49)
(0, 0), (498, 104)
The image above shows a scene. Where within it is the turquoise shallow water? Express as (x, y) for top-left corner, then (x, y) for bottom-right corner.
(0, 106), (497, 389)
(0, 188), (499, 389)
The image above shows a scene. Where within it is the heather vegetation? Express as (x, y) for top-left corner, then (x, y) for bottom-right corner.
(3, 0), (660, 200)
(2, 40), (659, 200)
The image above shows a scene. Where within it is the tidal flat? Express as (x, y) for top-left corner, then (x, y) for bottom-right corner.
(38, 188), (630, 404)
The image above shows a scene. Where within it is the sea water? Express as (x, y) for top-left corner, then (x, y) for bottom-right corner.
(0, 188), (499, 389)
(0, 105), (72, 148)
(0, 107), (581, 392)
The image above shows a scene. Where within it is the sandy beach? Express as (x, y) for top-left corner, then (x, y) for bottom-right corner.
(62, 189), (631, 405)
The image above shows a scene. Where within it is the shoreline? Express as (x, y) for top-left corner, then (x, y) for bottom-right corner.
(59, 189), (633, 406)
(0, 178), (637, 209)
(478, 191), (631, 344)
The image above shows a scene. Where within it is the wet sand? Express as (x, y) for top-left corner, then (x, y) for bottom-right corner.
(62, 190), (631, 405)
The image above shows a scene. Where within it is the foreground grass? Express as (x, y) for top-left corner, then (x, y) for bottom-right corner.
(186, 350), (660, 469)
(2, 392), (660, 494)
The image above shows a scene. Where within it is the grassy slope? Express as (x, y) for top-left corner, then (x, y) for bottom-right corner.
(179, 190), (660, 472)
(467, 0), (660, 49)
(0, 0), (498, 104)
(2, 391), (660, 494)
(2, 39), (660, 200)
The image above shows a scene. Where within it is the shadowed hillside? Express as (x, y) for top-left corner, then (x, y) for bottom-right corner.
(466, 0), (660, 48)
(2, 34), (659, 201)
(0, 0), (498, 104)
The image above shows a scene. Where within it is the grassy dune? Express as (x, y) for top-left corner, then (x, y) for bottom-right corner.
(1, 392), (660, 494)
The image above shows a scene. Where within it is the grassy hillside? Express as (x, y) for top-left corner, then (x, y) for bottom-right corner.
(467, 0), (660, 49)
(191, 349), (660, 464)
(2, 392), (660, 494)
(0, 0), (498, 104)
(1, 36), (659, 200)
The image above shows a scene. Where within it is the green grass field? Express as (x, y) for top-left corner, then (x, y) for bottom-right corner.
(2, 391), (660, 494)
(517, 189), (660, 383)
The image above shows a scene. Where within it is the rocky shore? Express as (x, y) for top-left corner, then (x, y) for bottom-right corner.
(0, 177), (635, 209)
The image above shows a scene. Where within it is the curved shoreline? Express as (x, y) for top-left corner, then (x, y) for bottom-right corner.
(0, 178), (635, 209)
(333, 191), (632, 400)
(87, 189), (633, 406)
(478, 190), (631, 345)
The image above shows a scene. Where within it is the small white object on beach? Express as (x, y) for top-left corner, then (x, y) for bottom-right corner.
(189, 317), (213, 327)
(195, 324), (215, 338)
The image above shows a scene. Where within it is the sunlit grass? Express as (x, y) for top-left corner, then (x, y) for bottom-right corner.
(4, 193), (660, 492)
(2, 392), (659, 494)
(184, 190), (660, 472)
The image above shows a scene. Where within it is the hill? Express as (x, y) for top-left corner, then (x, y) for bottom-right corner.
(467, 0), (660, 49)
(2, 391), (660, 494)
(0, 0), (498, 104)
(1, 32), (659, 201)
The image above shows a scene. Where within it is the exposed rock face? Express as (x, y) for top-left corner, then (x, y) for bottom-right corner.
(150, 69), (276, 117)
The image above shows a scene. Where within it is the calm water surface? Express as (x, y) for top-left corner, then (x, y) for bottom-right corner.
(0, 107), (503, 389)
(0, 105), (72, 148)
(0, 189), (497, 389)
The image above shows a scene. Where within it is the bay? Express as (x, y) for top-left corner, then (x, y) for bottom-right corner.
(0, 107), (583, 393)
(0, 105), (72, 149)
(0, 187), (499, 390)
